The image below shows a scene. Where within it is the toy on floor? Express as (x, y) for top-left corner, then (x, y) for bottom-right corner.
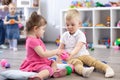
(99, 38), (110, 49)
(86, 42), (94, 51)
(114, 38), (120, 50)
(0, 59), (10, 68)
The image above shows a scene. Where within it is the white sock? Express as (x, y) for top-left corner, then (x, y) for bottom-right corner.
(105, 67), (114, 78)
(82, 67), (94, 77)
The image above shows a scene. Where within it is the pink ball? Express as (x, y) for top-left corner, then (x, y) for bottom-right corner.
(5, 63), (10, 68)
(0, 59), (8, 67)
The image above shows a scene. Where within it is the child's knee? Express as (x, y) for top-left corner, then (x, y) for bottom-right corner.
(67, 58), (83, 66)
(41, 66), (54, 76)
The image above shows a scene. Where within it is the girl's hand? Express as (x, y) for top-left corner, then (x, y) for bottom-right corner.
(3, 5), (8, 11)
(56, 49), (63, 56)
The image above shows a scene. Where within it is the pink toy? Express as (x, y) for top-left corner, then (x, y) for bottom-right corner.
(5, 63), (10, 68)
(114, 46), (119, 50)
(18, 23), (23, 29)
(117, 20), (120, 27)
(0, 59), (8, 67)
(60, 51), (69, 60)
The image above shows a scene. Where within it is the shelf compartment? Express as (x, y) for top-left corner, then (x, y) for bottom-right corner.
(80, 29), (93, 43)
(80, 11), (93, 27)
(112, 29), (120, 46)
(94, 29), (110, 47)
(111, 9), (120, 27)
(94, 10), (110, 27)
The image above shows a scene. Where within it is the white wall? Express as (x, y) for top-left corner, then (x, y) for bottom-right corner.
(40, 0), (119, 42)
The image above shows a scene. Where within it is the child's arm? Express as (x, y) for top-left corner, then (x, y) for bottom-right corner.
(4, 16), (10, 24)
(67, 42), (85, 60)
(15, 15), (21, 24)
(34, 46), (61, 57)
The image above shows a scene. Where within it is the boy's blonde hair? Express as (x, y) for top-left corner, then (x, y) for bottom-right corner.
(65, 9), (80, 21)
(8, 3), (16, 7)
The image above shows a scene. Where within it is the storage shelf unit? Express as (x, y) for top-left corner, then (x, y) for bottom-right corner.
(60, 7), (120, 48)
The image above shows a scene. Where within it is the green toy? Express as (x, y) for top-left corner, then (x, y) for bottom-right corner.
(115, 38), (120, 46)
(95, 2), (104, 7)
(66, 66), (72, 75)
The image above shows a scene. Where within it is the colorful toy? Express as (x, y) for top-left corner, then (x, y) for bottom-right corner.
(55, 35), (60, 46)
(66, 66), (72, 75)
(18, 23), (23, 29)
(10, 19), (15, 24)
(86, 42), (94, 51)
(5, 63), (10, 68)
(106, 16), (110, 27)
(117, 20), (120, 27)
(60, 51), (69, 60)
(0, 59), (7, 67)
(0, 59), (10, 68)
(114, 38), (120, 50)
(70, 1), (83, 8)
(95, 2), (104, 7)
(57, 64), (74, 73)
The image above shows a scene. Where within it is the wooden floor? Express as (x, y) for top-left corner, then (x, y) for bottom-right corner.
(0, 43), (120, 80)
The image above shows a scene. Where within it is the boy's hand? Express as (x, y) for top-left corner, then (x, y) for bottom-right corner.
(65, 54), (73, 61)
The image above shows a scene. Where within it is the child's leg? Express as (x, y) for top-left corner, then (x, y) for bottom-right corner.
(79, 55), (114, 78)
(28, 69), (50, 80)
(12, 39), (17, 51)
(8, 39), (13, 49)
(67, 58), (94, 77)
(29, 65), (54, 80)
(51, 61), (67, 78)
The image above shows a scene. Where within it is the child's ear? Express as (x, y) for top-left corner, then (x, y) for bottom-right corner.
(79, 21), (82, 27)
(33, 26), (38, 31)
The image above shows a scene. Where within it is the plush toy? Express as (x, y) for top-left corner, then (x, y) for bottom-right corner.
(95, 2), (104, 7)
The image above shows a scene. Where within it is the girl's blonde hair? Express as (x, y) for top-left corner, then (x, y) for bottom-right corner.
(65, 9), (80, 21)
(26, 11), (47, 33)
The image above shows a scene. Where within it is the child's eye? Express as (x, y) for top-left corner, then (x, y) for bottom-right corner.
(71, 24), (75, 26)
(66, 24), (69, 26)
